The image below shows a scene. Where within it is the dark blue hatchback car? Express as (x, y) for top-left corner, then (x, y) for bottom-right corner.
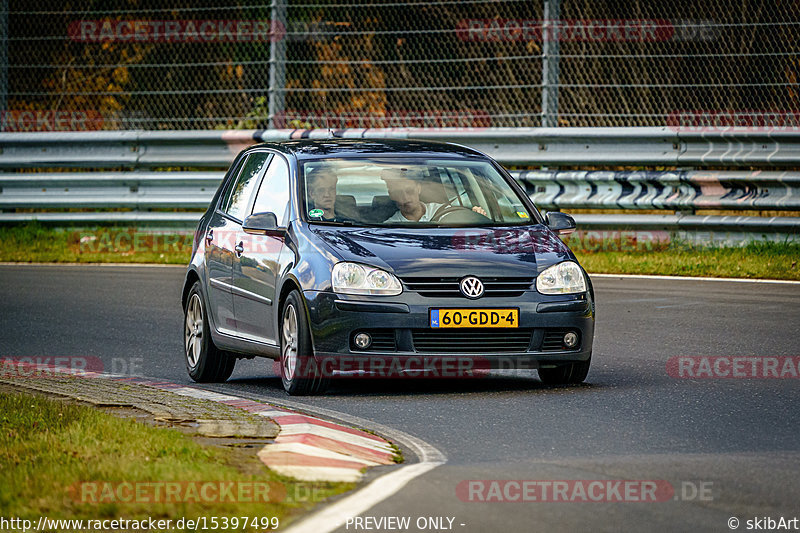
(182, 139), (595, 394)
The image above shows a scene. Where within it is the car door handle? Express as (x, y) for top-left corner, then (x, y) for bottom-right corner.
(205, 229), (214, 244)
(234, 241), (244, 258)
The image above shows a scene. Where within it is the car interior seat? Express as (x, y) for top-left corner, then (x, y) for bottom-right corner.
(369, 195), (398, 223)
(334, 194), (358, 220)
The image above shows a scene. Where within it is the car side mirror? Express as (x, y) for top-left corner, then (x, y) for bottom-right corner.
(242, 212), (284, 236)
(545, 211), (576, 235)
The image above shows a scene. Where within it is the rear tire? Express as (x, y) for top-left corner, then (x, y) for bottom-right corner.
(538, 355), (591, 385)
(184, 281), (235, 383)
(279, 290), (329, 395)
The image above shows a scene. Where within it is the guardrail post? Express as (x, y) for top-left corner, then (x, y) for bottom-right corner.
(541, 0), (560, 128)
(268, 0), (287, 130)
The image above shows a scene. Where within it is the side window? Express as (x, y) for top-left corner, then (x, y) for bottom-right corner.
(252, 155), (291, 223)
(220, 152), (271, 221)
(216, 155), (246, 208)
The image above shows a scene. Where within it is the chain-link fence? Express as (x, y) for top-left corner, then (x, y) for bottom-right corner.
(2, 0), (798, 131)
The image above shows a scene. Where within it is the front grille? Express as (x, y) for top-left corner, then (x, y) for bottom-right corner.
(411, 328), (533, 353)
(351, 329), (397, 352)
(402, 277), (534, 298)
(541, 329), (579, 351)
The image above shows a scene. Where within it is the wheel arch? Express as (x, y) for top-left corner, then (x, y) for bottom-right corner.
(181, 268), (201, 311)
(277, 275), (303, 318)
(276, 275), (315, 352)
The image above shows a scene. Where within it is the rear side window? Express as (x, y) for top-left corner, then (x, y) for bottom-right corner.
(252, 155), (291, 224)
(220, 152), (271, 221)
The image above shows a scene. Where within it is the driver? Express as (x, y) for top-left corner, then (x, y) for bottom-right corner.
(381, 168), (486, 223)
(307, 166), (354, 222)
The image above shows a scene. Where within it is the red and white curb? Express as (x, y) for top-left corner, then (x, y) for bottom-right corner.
(2, 364), (397, 483)
(252, 410), (395, 482)
(158, 389), (397, 483)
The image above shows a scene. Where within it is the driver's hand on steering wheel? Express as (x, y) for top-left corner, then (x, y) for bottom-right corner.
(471, 206), (488, 216)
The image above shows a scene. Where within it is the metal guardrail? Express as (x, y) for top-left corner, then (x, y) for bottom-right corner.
(0, 172), (220, 210)
(1, 169), (798, 236)
(0, 129), (798, 240)
(517, 170), (800, 211)
(2, 127), (800, 168)
(3, 170), (799, 213)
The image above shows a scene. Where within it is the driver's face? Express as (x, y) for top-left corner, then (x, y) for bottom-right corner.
(386, 178), (421, 214)
(309, 173), (337, 211)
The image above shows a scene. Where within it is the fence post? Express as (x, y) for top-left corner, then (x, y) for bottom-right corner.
(541, 0), (560, 128)
(0, 0), (8, 120)
(268, 0), (287, 130)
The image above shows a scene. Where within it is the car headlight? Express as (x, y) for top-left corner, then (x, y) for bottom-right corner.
(332, 262), (402, 296)
(536, 261), (587, 295)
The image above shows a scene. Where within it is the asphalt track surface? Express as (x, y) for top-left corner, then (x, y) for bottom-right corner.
(1, 264), (799, 532)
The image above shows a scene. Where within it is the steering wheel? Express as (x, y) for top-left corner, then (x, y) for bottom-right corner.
(429, 190), (469, 220)
(433, 190), (466, 212)
(430, 204), (491, 223)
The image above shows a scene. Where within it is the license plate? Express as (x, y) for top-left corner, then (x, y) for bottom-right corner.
(429, 308), (519, 328)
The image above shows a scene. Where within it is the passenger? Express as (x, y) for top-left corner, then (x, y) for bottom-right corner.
(381, 168), (486, 222)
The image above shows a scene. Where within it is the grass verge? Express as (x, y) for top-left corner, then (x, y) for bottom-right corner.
(0, 223), (798, 280)
(0, 223), (192, 264)
(0, 391), (353, 530)
(574, 241), (800, 280)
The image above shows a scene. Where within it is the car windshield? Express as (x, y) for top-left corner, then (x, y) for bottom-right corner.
(300, 158), (536, 227)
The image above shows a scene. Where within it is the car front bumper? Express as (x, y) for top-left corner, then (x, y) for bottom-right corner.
(303, 289), (594, 374)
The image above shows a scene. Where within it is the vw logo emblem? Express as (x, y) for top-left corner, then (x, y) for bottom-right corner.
(460, 276), (484, 299)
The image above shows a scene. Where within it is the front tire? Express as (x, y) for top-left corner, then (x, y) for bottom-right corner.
(280, 290), (329, 395)
(184, 281), (235, 382)
(538, 356), (591, 385)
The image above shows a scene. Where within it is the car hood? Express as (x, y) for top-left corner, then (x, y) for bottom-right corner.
(310, 225), (573, 278)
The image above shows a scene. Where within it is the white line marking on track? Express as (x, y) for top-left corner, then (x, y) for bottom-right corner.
(214, 393), (447, 533)
(589, 273), (800, 284)
(0, 262), (185, 268)
(285, 461), (443, 532)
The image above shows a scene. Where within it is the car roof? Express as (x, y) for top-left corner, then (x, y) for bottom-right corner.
(248, 138), (489, 161)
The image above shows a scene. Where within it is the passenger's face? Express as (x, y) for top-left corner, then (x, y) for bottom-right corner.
(309, 173), (337, 211)
(386, 178), (421, 214)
